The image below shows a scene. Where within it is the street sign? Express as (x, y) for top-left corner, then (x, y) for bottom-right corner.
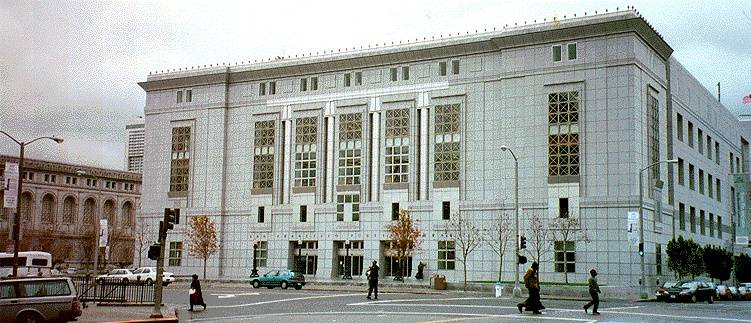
(99, 219), (108, 247)
(3, 162), (19, 208)
(627, 211), (639, 246)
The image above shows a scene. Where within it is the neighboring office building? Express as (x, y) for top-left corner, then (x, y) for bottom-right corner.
(137, 9), (750, 288)
(0, 155), (142, 268)
(125, 116), (145, 173)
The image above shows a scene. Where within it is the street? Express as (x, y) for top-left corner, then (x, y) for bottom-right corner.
(157, 285), (751, 323)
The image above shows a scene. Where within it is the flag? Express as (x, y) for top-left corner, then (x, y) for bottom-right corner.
(744, 94), (751, 105)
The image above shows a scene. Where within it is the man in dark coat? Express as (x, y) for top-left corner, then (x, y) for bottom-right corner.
(517, 262), (545, 315)
(583, 268), (601, 315)
(366, 260), (380, 300)
(189, 274), (206, 311)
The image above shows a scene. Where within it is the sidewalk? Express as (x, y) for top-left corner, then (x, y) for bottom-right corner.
(77, 304), (179, 323)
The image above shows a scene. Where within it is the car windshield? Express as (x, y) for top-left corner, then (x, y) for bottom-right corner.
(680, 282), (697, 289)
(662, 282), (677, 288)
(133, 269), (143, 274)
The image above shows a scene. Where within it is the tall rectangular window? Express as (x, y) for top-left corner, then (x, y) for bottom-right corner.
(554, 241), (575, 273)
(401, 66), (410, 80)
(567, 43), (577, 60)
(294, 117), (318, 188)
(176, 90), (183, 103)
(698, 129), (704, 154)
(269, 81), (276, 95)
(688, 164), (695, 190)
(385, 109), (409, 184)
(255, 241), (268, 268)
(300, 78), (308, 91)
(698, 169), (704, 195)
(344, 73), (351, 87)
(259, 83), (266, 96)
(700, 210), (706, 235)
(707, 135), (712, 159)
(390, 68), (398, 82)
(170, 126), (191, 193)
(336, 194), (360, 221)
(300, 205), (307, 222)
(548, 91), (580, 181)
(168, 241), (183, 266)
(552, 45), (562, 62)
(731, 152), (735, 173)
(718, 216), (723, 239)
(716, 178), (721, 202)
(647, 94), (660, 187)
(437, 241), (455, 270)
(439, 62), (447, 76)
(676, 113), (683, 141)
(656, 244), (662, 275)
(451, 60), (460, 75)
(677, 158), (684, 186)
(355, 72), (362, 86)
(715, 142), (720, 164)
(253, 120), (275, 191)
(708, 174), (714, 198)
(688, 121), (694, 147)
(434, 104), (460, 183)
(709, 213), (715, 237)
(258, 206), (265, 223)
(690, 206), (696, 233)
(442, 201), (450, 220)
(338, 113), (362, 186)
(559, 198), (569, 218)
(186, 89), (192, 102)
(311, 77), (319, 91)
(679, 203), (686, 231)
(391, 203), (399, 221)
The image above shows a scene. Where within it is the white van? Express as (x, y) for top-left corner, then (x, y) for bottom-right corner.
(0, 251), (53, 278)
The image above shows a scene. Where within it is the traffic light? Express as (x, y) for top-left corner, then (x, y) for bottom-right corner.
(148, 244), (160, 260)
(519, 236), (527, 250)
(163, 208), (180, 231)
(518, 255), (528, 264)
(638, 242), (644, 257)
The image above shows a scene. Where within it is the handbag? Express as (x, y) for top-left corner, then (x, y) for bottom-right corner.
(190, 288), (196, 295)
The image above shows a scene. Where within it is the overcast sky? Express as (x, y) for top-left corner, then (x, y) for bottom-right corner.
(1, 0), (750, 169)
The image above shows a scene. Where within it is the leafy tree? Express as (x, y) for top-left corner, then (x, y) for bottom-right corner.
(187, 216), (219, 279)
(445, 211), (482, 291)
(703, 245), (733, 283)
(483, 213), (512, 282)
(735, 253), (751, 283)
(550, 216), (590, 283)
(667, 237), (703, 280)
(385, 209), (422, 281)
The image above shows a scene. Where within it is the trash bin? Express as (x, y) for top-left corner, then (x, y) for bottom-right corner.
(495, 282), (503, 297)
(433, 274), (447, 290)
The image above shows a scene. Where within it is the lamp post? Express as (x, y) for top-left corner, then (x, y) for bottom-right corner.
(250, 242), (259, 277)
(343, 240), (352, 279)
(76, 169), (102, 275)
(499, 145), (521, 297)
(638, 159), (678, 299)
(0, 131), (63, 277)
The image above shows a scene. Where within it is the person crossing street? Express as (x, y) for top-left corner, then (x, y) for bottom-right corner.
(517, 262), (545, 315)
(366, 260), (380, 300)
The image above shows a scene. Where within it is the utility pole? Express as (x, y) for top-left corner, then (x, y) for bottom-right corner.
(151, 208), (179, 318)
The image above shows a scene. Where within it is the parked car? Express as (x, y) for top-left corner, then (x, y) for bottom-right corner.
(738, 284), (751, 300)
(728, 286), (741, 300)
(666, 281), (716, 303)
(132, 267), (175, 286)
(96, 268), (136, 284)
(656, 281), (678, 301)
(717, 285), (732, 300)
(250, 269), (306, 290)
(0, 277), (82, 322)
(65, 268), (78, 275)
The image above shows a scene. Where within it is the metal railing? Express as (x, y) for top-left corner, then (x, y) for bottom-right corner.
(71, 275), (154, 304)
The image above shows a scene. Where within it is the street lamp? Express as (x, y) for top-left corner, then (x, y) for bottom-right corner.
(499, 145), (521, 297)
(343, 240), (352, 279)
(0, 131), (63, 277)
(638, 159), (678, 299)
(76, 169), (103, 275)
(250, 242), (259, 277)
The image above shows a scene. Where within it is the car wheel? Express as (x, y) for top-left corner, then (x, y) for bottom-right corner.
(17, 312), (44, 323)
(252, 280), (261, 288)
(708, 295), (714, 304)
(146, 278), (154, 285)
(281, 281), (289, 289)
(691, 294), (697, 303)
(294, 285), (303, 290)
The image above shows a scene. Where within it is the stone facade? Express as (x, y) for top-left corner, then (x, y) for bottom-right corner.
(137, 10), (750, 288)
(0, 155), (142, 268)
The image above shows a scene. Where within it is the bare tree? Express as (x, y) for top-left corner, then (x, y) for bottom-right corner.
(445, 211), (482, 291)
(135, 221), (154, 267)
(187, 215), (219, 279)
(385, 209), (422, 281)
(526, 213), (553, 270)
(483, 212), (512, 282)
(550, 217), (590, 283)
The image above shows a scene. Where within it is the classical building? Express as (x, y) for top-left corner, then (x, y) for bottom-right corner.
(137, 9), (750, 288)
(0, 156), (142, 268)
(125, 116), (145, 173)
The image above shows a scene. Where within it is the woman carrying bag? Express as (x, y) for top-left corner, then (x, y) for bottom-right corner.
(189, 274), (207, 311)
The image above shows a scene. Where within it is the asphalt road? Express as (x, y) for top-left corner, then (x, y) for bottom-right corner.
(161, 285), (751, 323)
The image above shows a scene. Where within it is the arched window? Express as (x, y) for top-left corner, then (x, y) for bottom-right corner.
(121, 201), (133, 226)
(63, 196), (76, 224)
(104, 200), (116, 226)
(20, 192), (33, 222)
(83, 198), (96, 224)
(41, 194), (55, 223)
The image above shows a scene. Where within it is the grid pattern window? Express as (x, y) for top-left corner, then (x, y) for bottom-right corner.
(679, 203), (686, 231)
(434, 104), (461, 182)
(122, 202), (133, 226)
(83, 199), (95, 224)
(338, 113), (362, 186)
(385, 109), (410, 184)
(437, 241), (455, 270)
(63, 196), (75, 224)
(294, 117), (318, 188)
(253, 120), (275, 190)
(676, 113), (683, 141)
(255, 241), (268, 268)
(567, 43), (577, 60)
(168, 241), (182, 266)
(677, 158), (684, 185)
(170, 126), (191, 193)
(647, 94), (660, 184)
(548, 91), (580, 179)
(41, 194), (55, 223)
(336, 194), (360, 221)
(554, 241), (575, 273)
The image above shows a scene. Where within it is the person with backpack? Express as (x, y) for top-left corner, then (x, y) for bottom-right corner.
(366, 260), (380, 300)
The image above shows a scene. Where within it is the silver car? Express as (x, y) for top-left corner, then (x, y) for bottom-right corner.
(0, 277), (82, 322)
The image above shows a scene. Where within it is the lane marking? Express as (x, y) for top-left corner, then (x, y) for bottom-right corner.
(209, 292), (260, 299)
(596, 310), (751, 322)
(186, 310), (594, 322)
(348, 297), (495, 305)
(205, 293), (360, 308)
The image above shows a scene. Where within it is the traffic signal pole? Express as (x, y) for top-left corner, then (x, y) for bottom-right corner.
(150, 221), (166, 318)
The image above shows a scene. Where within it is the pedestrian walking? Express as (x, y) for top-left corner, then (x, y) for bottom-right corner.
(583, 268), (601, 315)
(189, 274), (206, 311)
(366, 260), (380, 300)
(517, 262), (545, 315)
